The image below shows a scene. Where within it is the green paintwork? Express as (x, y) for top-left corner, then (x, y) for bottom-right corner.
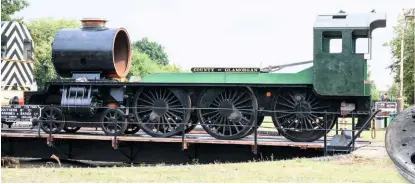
(313, 29), (370, 96)
(140, 67), (314, 85)
(310, 12), (387, 97)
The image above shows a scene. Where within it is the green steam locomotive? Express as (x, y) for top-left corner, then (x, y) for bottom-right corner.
(24, 11), (387, 142)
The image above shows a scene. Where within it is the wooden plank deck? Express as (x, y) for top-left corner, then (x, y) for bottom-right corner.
(1, 128), (371, 149)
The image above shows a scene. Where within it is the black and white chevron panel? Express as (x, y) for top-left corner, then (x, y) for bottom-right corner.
(1, 21), (35, 91)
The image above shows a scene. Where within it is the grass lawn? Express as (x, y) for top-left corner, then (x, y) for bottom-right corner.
(1, 156), (406, 183)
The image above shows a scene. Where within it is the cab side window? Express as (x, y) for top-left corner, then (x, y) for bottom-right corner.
(321, 31), (342, 53)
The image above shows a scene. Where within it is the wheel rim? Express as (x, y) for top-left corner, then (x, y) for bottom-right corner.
(198, 87), (257, 140)
(272, 89), (336, 142)
(39, 106), (65, 133)
(133, 87), (190, 137)
(101, 109), (126, 134)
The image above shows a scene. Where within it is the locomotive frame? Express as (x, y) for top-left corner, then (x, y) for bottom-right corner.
(17, 11), (387, 144)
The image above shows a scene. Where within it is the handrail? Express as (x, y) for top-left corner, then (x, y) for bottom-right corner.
(347, 109), (381, 147)
(261, 60), (313, 73)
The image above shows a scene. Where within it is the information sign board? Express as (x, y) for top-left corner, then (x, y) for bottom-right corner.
(374, 102), (397, 118)
(1, 105), (41, 122)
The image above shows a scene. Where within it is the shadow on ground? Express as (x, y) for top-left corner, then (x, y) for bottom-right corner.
(2, 146), (344, 168)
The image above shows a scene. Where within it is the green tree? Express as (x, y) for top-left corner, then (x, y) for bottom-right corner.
(128, 48), (182, 79)
(160, 63), (182, 72)
(385, 9), (415, 104)
(387, 82), (399, 101)
(1, 0), (29, 22)
(26, 19), (81, 88)
(368, 70), (381, 101)
(133, 37), (169, 66)
(128, 49), (162, 78)
(371, 84), (381, 101)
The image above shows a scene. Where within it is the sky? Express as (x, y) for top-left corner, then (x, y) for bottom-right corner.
(14, 0), (415, 91)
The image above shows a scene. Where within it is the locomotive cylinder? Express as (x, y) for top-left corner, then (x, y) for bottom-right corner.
(51, 18), (132, 78)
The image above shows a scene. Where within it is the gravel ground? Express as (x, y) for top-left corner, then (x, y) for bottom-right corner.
(351, 142), (388, 158)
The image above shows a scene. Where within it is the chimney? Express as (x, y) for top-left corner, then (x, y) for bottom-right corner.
(80, 18), (107, 29)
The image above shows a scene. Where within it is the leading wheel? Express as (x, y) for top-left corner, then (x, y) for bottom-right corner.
(133, 87), (191, 137)
(100, 108), (128, 136)
(271, 88), (337, 142)
(38, 106), (65, 134)
(197, 87), (258, 140)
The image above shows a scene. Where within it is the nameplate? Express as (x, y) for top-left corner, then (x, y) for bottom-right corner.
(191, 67), (260, 73)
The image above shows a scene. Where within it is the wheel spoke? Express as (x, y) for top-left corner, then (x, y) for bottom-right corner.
(138, 97), (153, 105)
(40, 107), (65, 134)
(276, 101), (294, 109)
(280, 94), (295, 107)
(161, 88), (168, 100)
(280, 114), (296, 127)
(165, 94), (175, 104)
(142, 92), (155, 103)
(198, 88), (257, 140)
(305, 116), (317, 129)
(231, 92), (246, 104)
(148, 89), (157, 100)
(276, 113), (293, 119)
(134, 88), (190, 137)
(101, 108), (127, 136)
